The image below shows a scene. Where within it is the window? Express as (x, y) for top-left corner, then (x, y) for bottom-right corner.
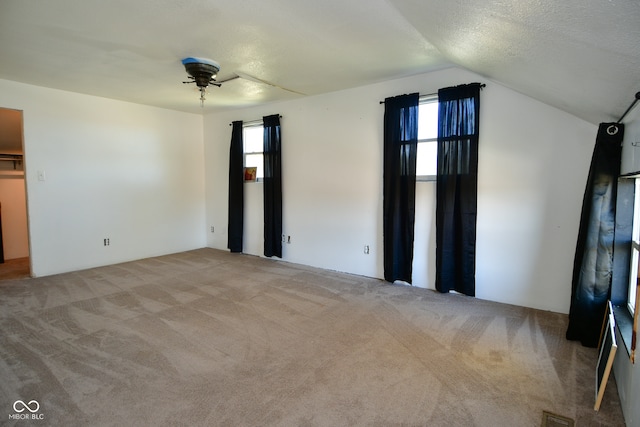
(417, 96), (438, 180)
(243, 123), (263, 181)
(629, 178), (640, 314)
(621, 177), (640, 362)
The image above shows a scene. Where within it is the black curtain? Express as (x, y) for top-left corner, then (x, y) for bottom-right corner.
(383, 93), (419, 283)
(227, 120), (244, 253)
(436, 83), (482, 296)
(263, 114), (282, 258)
(566, 122), (624, 347)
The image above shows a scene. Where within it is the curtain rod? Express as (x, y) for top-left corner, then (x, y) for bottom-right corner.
(617, 92), (640, 123)
(378, 83), (486, 104)
(379, 92), (436, 105)
(229, 115), (282, 126)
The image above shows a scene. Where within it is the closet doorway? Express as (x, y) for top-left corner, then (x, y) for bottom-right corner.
(0, 107), (30, 280)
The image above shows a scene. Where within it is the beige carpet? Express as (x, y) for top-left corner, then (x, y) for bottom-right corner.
(0, 248), (625, 426)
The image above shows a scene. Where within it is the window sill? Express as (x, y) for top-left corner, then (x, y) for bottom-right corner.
(613, 305), (634, 357)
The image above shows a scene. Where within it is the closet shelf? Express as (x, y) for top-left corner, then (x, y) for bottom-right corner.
(0, 153), (23, 170)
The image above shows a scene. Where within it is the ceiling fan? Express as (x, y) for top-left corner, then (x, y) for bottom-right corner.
(182, 57), (305, 106)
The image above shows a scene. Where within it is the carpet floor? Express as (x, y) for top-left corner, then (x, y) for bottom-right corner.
(0, 248), (625, 426)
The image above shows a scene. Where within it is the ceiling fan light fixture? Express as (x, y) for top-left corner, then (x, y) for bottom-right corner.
(181, 57), (221, 106)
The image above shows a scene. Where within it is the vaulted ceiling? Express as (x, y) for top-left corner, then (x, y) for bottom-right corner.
(0, 0), (638, 124)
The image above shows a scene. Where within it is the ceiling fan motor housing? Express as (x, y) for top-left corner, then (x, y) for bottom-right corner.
(182, 57), (220, 88)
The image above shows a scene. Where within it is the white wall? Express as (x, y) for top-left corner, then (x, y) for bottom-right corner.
(204, 67), (597, 314)
(476, 81), (596, 311)
(0, 79), (206, 277)
(0, 176), (29, 259)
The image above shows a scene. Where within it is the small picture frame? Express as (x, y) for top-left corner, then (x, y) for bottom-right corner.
(595, 301), (617, 411)
(244, 167), (257, 182)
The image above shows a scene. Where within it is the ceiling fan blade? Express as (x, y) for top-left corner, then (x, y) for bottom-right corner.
(216, 75), (241, 84)
(235, 72), (306, 96)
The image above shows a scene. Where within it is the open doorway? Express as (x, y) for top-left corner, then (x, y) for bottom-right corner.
(0, 107), (30, 280)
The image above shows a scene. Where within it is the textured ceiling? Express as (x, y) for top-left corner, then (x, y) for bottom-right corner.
(0, 0), (638, 124)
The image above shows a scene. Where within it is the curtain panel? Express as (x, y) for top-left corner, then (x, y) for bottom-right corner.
(566, 122), (624, 347)
(436, 83), (482, 296)
(383, 93), (419, 283)
(263, 114), (283, 258)
(228, 120), (244, 253)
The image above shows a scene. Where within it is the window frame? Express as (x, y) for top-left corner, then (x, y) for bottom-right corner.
(615, 175), (640, 363)
(628, 178), (640, 314)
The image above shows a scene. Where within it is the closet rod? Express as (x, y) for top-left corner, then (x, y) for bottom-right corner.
(617, 92), (640, 123)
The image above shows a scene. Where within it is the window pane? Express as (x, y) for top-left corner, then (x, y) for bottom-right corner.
(633, 179), (640, 241)
(630, 248), (638, 312)
(244, 126), (263, 153)
(418, 101), (438, 140)
(630, 178), (640, 313)
(245, 153), (263, 179)
(417, 140), (437, 176)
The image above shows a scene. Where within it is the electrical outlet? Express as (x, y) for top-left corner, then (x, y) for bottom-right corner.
(103, 238), (110, 246)
(364, 245), (369, 254)
(282, 234), (286, 243)
(287, 235), (291, 244)
(210, 226), (215, 233)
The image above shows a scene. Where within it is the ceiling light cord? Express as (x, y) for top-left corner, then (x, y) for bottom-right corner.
(200, 87), (206, 108)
